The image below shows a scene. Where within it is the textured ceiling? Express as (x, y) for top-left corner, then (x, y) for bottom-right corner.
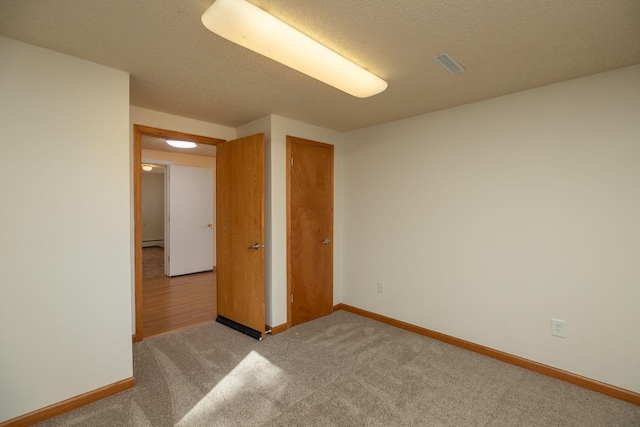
(1, 0), (639, 132)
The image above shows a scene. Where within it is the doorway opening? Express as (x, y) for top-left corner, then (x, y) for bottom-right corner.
(141, 162), (167, 278)
(133, 125), (224, 342)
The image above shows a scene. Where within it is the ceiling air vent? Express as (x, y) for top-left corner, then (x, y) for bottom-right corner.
(433, 53), (465, 75)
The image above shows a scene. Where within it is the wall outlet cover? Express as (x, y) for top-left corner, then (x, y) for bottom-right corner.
(552, 318), (566, 338)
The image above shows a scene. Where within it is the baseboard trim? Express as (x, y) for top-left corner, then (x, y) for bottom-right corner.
(0, 377), (135, 427)
(265, 323), (288, 336)
(132, 333), (141, 343)
(335, 303), (640, 406)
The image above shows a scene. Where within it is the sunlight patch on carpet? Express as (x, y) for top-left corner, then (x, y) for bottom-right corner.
(177, 350), (284, 425)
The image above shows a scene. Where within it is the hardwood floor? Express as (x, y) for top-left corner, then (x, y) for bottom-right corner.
(142, 246), (165, 278)
(142, 272), (217, 338)
(141, 245), (217, 338)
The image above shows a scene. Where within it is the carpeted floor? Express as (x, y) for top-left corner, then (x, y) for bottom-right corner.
(36, 311), (640, 426)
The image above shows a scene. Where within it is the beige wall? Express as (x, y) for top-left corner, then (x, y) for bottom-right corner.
(340, 65), (640, 393)
(0, 36), (132, 422)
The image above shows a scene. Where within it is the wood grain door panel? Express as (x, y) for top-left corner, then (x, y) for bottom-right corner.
(217, 134), (265, 337)
(288, 136), (334, 327)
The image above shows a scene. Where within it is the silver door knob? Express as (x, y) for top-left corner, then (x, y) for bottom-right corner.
(322, 238), (331, 244)
(248, 243), (263, 250)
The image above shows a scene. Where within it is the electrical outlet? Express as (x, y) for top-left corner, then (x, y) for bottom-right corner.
(376, 282), (384, 294)
(551, 319), (566, 338)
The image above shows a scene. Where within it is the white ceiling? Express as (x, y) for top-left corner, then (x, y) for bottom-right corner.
(1, 0), (639, 132)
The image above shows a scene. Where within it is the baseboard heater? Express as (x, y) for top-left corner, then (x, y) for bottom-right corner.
(216, 315), (263, 341)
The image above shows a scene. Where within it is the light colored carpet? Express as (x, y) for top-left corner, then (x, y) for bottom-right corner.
(36, 311), (639, 426)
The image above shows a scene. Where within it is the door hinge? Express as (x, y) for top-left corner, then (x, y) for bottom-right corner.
(290, 157), (294, 167)
(291, 294), (294, 303)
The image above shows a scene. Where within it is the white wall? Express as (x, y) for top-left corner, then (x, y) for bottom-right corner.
(130, 107), (235, 333)
(238, 116), (343, 327)
(0, 37), (132, 422)
(130, 106), (236, 141)
(341, 65), (640, 393)
(141, 172), (165, 245)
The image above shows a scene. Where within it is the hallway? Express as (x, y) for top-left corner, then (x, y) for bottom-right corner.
(142, 247), (216, 337)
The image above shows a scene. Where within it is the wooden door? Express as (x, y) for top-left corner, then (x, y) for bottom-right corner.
(216, 134), (265, 339)
(287, 136), (334, 327)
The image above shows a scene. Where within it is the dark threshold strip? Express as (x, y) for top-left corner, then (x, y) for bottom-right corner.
(216, 315), (263, 341)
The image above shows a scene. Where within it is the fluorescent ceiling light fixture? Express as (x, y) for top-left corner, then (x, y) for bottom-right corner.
(142, 164), (153, 172)
(201, 0), (388, 98)
(166, 140), (197, 148)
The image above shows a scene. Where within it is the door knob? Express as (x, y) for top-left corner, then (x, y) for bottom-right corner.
(248, 243), (263, 250)
(322, 238), (331, 244)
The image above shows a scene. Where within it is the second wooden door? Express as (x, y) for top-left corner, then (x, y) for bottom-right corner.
(287, 136), (334, 327)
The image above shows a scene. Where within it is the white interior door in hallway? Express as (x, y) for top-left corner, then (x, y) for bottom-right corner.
(168, 165), (214, 276)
